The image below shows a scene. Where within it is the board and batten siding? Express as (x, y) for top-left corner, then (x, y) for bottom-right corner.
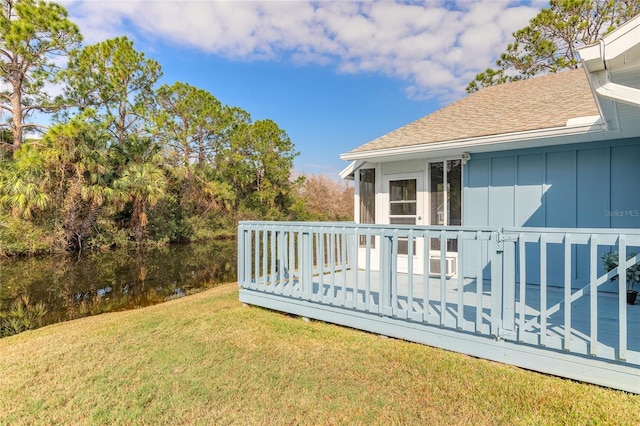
(463, 136), (640, 288)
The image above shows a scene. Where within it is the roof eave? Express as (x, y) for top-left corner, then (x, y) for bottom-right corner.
(340, 119), (608, 162)
(339, 159), (364, 181)
(577, 14), (640, 137)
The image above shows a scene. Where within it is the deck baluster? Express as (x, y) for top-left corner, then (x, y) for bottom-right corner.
(406, 229), (414, 320)
(275, 229), (284, 295)
(262, 228), (268, 290)
(287, 230), (294, 296)
(476, 231), (484, 333)
(618, 235), (627, 360)
(563, 235), (572, 351)
(351, 228), (359, 309)
(317, 230), (325, 302)
(341, 228), (347, 306)
(518, 234), (526, 341)
(423, 229), (430, 323)
(329, 228), (336, 304)
(365, 230), (372, 312)
(456, 230), (464, 329)
(439, 230), (447, 327)
(391, 229), (399, 318)
(589, 234), (598, 356)
(540, 234), (547, 346)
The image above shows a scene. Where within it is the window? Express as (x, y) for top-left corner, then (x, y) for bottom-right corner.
(388, 178), (417, 255)
(429, 159), (462, 252)
(359, 169), (375, 248)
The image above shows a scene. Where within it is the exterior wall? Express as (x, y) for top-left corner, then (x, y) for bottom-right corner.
(464, 136), (640, 287)
(464, 137), (640, 229)
(352, 137), (640, 287)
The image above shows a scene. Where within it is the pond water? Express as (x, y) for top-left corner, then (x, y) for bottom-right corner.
(0, 240), (236, 337)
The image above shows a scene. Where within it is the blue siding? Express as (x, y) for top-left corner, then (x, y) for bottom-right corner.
(611, 144), (640, 228)
(463, 158), (490, 277)
(489, 156), (515, 226)
(464, 137), (640, 229)
(545, 151), (576, 228)
(577, 148), (610, 228)
(463, 137), (640, 287)
(516, 154), (545, 227)
(576, 148), (611, 284)
(465, 158), (490, 226)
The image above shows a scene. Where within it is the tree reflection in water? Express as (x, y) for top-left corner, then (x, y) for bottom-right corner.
(0, 241), (236, 337)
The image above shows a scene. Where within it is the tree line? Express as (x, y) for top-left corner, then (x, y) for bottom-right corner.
(0, 0), (352, 255)
(8, 0), (628, 255)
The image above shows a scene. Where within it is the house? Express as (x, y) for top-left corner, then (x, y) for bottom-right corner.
(238, 15), (640, 392)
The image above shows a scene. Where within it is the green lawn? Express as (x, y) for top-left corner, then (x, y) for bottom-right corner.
(1, 283), (639, 425)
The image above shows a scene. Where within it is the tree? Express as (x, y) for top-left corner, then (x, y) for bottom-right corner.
(466, 0), (640, 93)
(151, 83), (253, 234)
(40, 114), (113, 251)
(292, 174), (353, 221)
(153, 82), (227, 177)
(0, 142), (49, 219)
(0, 0), (81, 151)
(216, 119), (299, 219)
(0, 114), (114, 251)
(62, 36), (162, 146)
(112, 137), (167, 243)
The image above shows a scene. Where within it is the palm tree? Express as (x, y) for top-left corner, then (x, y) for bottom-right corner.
(112, 137), (167, 243)
(41, 118), (114, 251)
(0, 144), (50, 220)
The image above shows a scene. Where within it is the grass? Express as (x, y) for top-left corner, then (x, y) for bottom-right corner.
(1, 283), (639, 425)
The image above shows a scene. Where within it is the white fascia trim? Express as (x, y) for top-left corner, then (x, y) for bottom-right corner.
(340, 121), (607, 162)
(339, 159), (364, 180)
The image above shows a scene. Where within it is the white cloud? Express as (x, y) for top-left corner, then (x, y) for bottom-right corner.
(63, 0), (542, 102)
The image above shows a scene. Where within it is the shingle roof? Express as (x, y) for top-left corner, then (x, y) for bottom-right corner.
(348, 69), (600, 154)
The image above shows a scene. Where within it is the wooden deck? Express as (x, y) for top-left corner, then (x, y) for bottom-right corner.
(238, 222), (640, 393)
(248, 272), (640, 360)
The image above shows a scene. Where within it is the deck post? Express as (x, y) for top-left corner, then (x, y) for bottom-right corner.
(618, 235), (628, 360)
(491, 230), (504, 338)
(380, 231), (392, 316)
(301, 230), (312, 299)
(237, 223), (245, 286)
(500, 233), (517, 340)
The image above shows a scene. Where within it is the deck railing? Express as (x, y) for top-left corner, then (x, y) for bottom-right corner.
(238, 222), (640, 368)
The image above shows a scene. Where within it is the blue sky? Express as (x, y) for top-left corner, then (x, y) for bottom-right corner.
(61, 1), (545, 178)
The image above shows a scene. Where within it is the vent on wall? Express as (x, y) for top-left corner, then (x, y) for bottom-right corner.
(429, 256), (457, 277)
